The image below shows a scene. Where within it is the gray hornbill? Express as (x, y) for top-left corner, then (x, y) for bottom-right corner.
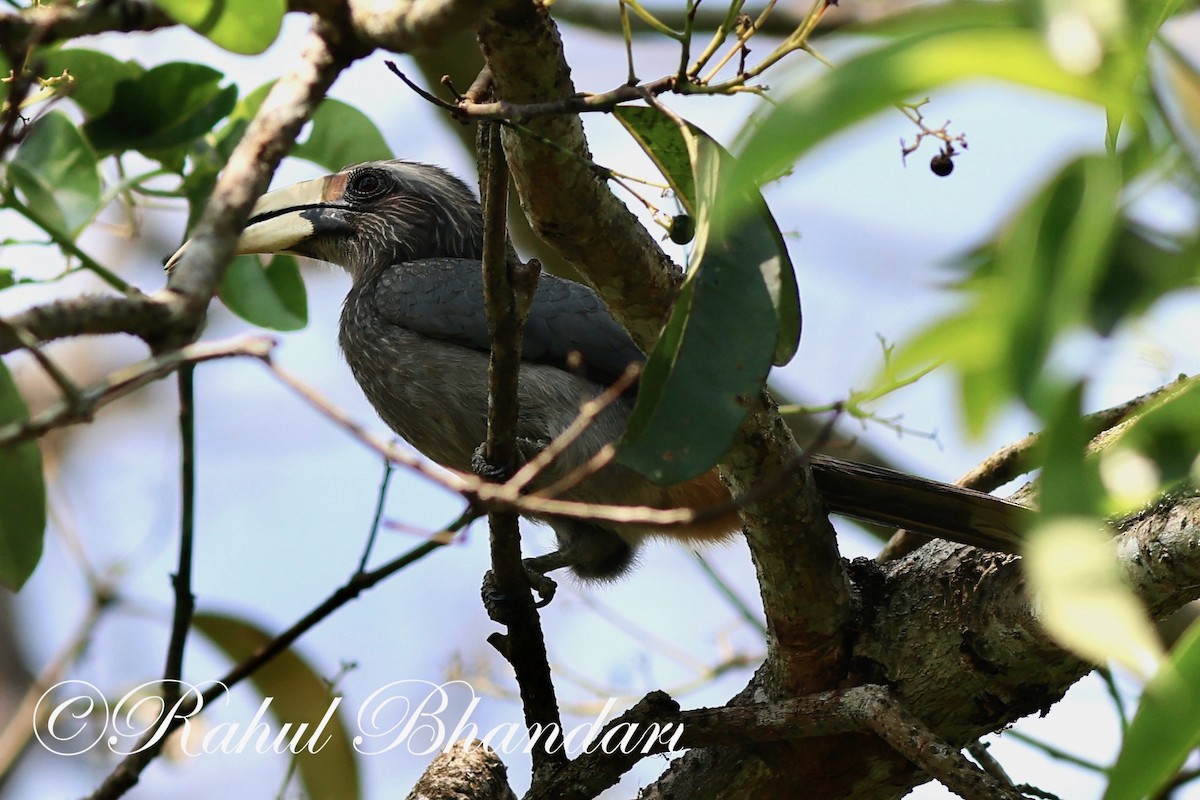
(170, 160), (1031, 579)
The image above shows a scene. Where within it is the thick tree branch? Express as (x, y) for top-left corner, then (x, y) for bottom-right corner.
(349, 0), (496, 51)
(477, 0), (850, 705)
(477, 0), (680, 348)
(406, 740), (517, 800)
(0, 293), (177, 357)
(0, 0), (172, 47)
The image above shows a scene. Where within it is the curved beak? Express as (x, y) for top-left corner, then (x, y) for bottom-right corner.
(166, 172), (349, 272)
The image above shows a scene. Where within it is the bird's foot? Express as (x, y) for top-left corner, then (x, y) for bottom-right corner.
(481, 551), (568, 624)
(470, 439), (549, 484)
(471, 443), (513, 483)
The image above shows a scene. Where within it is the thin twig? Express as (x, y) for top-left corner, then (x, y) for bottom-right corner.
(0, 334), (275, 449)
(162, 364), (196, 697)
(357, 457), (395, 574)
(508, 363), (639, 494)
(1, 188), (131, 291)
(0, 317), (84, 408)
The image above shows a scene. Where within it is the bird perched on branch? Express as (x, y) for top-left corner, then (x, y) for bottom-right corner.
(170, 160), (1030, 579)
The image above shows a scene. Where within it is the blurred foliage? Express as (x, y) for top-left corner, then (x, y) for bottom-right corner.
(193, 612), (361, 800)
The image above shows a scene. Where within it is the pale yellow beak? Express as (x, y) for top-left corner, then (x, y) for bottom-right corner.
(166, 174), (342, 272)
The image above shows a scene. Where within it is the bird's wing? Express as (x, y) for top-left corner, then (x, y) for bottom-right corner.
(371, 258), (647, 387)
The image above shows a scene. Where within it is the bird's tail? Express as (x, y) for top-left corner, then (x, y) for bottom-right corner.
(809, 454), (1032, 553)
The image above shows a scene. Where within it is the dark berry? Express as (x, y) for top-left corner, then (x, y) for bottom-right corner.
(930, 153), (954, 177)
(669, 214), (695, 244)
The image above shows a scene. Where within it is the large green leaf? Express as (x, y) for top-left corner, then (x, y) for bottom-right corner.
(617, 115), (800, 484)
(84, 62), (237, 161)
(614, 106), (697, 215)
(37, 48), (143, 117)
(218, 255), (308, 332)
(233, 84), (393, 172)
(731, 27), (1124, 194)
(849, 0), (1030, 39)
(293, 99), (394, 171)
(1105, 619), (1200, 800)
(155, 0), (285, 55)
(8, 110), (104, 237)
(192, 612), (361, 800)
(0, 359), (46, 591)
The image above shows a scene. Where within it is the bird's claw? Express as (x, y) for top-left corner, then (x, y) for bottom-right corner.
(481, 553), (566, 624)
(470, 439), (549, 484)
(471, 444), (514, 483)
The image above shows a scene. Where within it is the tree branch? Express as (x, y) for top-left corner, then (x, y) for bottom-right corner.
(0, 334), (275, 448)
(0, 292), (177, 357)
(348, 0), (496, 52)
(476, 119), (565, 774)
(477, 0), (851, 705)
(406, 739), (517, 800)
(161, 364), (196, 701)
(0, 0), (172, 48)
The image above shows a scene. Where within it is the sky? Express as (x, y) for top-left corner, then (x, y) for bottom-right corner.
(4, 5), (1200, 799)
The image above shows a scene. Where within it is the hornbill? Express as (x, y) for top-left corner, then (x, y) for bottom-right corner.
(170, 160), (1031, 579)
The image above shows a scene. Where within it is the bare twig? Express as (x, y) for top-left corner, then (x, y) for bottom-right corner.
(0, 335), (275, 448)
(262, 354), (807, 532)
(357, 458), (395, 574)
(0, 317), (84, 409)
(508, 363), (639, 495)
(162, 365), (196, 699)
(0, 595), (106, 778)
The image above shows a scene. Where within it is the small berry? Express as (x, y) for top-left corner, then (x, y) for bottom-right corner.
(930, 152), (954, 177)
(669, 214), (695, 245)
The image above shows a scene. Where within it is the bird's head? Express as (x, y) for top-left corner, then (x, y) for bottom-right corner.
(168, 160), (484, 281)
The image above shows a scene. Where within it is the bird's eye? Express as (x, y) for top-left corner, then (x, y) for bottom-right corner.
(348, 169), (387, 198)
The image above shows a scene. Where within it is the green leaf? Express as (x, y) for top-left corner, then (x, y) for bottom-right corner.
(84, 62), (237, 161)
(0, 270), (14, 291)
(614, 106), (698, 215)
(233, 84), (393, 172)
(192, 612), (361, 800)
(293, 99), (394, 171)
(1105, 619), (1200, 800)
(1105, 378), (1200, 493)
(37, 48), (143, 117)
(731, 27), (1125, 193)
(218, 255), (308, 331)
(0, 359), (46, 591)
(154, 0), (285, 55)
(1036, 382), (1104, 518)
(1025, 517), (1162, 681)
(8, 110), (104, 237)
(848, 0), (1030, 39)
(616, 105), (800, 364)
(619, 130), (800, 484)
